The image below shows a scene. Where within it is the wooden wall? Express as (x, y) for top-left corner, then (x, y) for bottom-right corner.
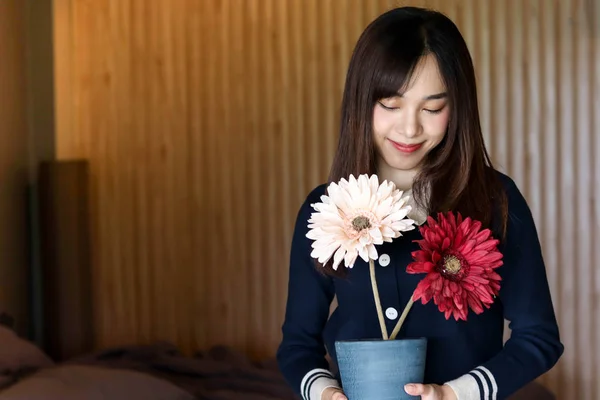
(52, 0), (599, 398)
(0, 0), (32, 335)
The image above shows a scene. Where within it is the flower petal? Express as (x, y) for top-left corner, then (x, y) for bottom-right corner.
(407, 211), (503, 319)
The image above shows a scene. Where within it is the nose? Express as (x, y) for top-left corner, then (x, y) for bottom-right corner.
(398, 110), (420, 138)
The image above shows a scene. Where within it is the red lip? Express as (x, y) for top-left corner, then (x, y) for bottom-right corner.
(389, 140), (423, 153)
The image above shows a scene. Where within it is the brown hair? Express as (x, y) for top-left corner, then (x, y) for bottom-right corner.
(324, 7), (507, 276)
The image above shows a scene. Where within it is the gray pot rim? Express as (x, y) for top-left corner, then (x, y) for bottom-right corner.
(335, 337), (427, 344)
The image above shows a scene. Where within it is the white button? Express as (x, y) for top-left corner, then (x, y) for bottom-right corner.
(379, 254), (390, 267)
(385, 307), (398, 320)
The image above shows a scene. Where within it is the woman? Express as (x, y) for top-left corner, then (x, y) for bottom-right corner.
(277, 6), (563, 400)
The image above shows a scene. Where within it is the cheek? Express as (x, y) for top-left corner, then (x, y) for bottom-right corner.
(425, 111), (450, 142)
(372, 108), (395, 137)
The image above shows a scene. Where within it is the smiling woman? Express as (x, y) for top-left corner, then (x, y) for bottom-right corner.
(277, 6), (563, 400)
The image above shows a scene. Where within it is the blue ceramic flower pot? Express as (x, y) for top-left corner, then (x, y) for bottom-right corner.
(335, 338), (427, 400)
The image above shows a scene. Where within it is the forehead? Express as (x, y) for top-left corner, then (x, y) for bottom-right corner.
(401, 54), (446, 98)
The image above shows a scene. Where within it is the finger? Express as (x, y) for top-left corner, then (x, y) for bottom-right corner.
(405, 383), (433, 396)
(332, 392), (348, 400)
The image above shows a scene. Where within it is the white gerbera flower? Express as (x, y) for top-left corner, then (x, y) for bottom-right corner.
(306, 174), (416, 270)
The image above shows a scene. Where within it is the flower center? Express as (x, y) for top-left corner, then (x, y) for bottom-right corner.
(442, 255), (462, 275)
(351, 215), (372, 232)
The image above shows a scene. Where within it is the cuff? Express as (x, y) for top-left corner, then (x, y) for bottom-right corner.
(300, 368), (341, 400)
(445, 366), (498, 400)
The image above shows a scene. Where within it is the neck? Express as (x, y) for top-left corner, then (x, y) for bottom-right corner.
(377, 161), (418, 191)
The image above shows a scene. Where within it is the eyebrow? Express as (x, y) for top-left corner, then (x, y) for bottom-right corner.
(423, 92), (448, 100)
(395, 92), (448, 100)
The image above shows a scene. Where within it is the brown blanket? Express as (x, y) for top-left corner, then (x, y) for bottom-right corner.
(66, 342), (300, 400)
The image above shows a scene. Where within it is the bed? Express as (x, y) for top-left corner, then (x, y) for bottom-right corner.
(0, 320), (299, 400)
(0, 160), (556, 399)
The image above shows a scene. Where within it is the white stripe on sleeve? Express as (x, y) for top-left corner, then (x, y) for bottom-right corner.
(445, 372), (483, 400)
(300, 368), (341, 400)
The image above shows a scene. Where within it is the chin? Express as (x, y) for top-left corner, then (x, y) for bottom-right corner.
(391, 163), (421, 172)
(382, 153), (425, 172)
(384, 160), (422, 172)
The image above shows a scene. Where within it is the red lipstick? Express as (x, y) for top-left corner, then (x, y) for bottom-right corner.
(389, 140), (423, 153)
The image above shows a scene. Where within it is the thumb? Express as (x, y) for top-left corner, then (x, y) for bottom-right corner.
(405, 383), (431, 396)
(332, 392), (348, 400)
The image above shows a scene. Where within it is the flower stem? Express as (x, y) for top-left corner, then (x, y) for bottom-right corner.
(369, 259), (389, 340)
(389, 295), (415, 340)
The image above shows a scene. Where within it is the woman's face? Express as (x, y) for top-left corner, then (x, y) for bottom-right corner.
(373, 54), (450, 178)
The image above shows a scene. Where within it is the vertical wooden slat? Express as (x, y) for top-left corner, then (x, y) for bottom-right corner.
(575, 1), (594, 397)
(53, 0), (73, 156)
(243, 0), (257, 353)
(52, 1), (600, 397)
(203, 0), (218, 352)
(474, 0), (491, 152)
(558, 0), (577, 396)
(130, 0), (147, 345)
(592, 4), (600, 398)
(219, 0), (235, 349)
(267, 1), (277, 348)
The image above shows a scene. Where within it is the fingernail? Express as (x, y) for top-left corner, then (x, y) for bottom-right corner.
(404, 384), (415, 391)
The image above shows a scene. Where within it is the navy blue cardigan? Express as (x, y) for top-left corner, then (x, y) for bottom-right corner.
(277, 173), (563, 400)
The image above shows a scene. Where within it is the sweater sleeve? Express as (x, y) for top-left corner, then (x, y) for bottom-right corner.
(277, 188), (341, 400)
(445, 179), (564, 400)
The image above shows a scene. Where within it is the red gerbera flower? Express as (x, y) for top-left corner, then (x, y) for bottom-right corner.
(406, 211), (503, 321)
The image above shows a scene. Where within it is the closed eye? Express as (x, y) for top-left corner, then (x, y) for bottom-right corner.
(378, 102), (398, 110)
(379, 101), (446, 114)
(423, 103), (447, 114)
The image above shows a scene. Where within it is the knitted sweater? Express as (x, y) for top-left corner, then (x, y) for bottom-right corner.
(276, 173), (563, 400)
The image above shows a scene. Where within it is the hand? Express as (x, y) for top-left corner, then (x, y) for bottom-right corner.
(404, 383), (457, 400)
(321, 386), (347, 400)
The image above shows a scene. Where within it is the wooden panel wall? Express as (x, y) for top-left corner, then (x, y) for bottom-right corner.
(0, 0), (32, 335)
(53, 0), (599, 398)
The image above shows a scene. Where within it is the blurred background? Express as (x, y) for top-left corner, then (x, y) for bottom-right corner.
(0, 0), (598, 399)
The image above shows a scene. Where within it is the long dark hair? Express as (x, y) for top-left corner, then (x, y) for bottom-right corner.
(324, 7), (508, 276)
